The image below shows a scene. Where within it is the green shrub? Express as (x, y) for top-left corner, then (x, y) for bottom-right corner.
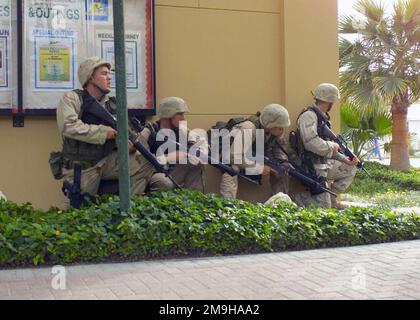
(348, 161), (420, 195)
(1, 189), (419, 268)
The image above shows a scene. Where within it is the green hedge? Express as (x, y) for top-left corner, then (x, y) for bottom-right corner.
(1, 189), (419, 268)
(355, 162), (420, 191)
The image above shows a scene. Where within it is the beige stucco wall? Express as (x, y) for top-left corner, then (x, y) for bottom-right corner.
(0, 0), (339, 209)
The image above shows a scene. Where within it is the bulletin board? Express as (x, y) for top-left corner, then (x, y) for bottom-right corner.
(0, 0), (155, 118)
(0, 0), (17, 113)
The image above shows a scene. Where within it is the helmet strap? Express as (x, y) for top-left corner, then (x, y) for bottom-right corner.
(91, 79), (111, 97)
(326, 103), (333, 113)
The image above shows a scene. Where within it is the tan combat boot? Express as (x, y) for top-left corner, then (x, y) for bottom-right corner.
(331, 194), (348, 210)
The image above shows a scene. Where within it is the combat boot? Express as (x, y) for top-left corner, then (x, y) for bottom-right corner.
(331, 194), (348, 210)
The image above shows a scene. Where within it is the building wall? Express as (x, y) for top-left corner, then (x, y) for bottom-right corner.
(0, 0), (340, 209)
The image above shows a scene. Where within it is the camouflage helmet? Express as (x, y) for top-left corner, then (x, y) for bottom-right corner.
(313, 83), (340, 104)
(157, 97), (189, 119)
(78, 57), (112, 87)
(260, 104), (291, 129)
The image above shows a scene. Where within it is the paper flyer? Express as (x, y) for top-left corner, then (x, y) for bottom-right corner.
(0, 34), (8, 88)
(86, 0), (112, 23)
(101, 40), (138, 89)
(34, 33), (75, 90)
(97, 31), (140, 89)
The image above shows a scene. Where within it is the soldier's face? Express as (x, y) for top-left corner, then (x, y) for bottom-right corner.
(91, 66), (112, 91)
(171, 113), (185, 128)
(269, 127), (284, 137)
(327, 103), (333, 112)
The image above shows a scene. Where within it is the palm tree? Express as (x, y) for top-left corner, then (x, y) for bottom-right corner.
(340, 102), (393, 159)
(339, 0), (420, 172)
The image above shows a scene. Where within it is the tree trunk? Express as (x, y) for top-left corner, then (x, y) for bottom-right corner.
(390, 103), (410, 172)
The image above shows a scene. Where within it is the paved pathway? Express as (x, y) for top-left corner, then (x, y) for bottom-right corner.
(1, 240), (419, 300)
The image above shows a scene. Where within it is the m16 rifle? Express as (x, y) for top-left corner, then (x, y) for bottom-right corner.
(130, 118), (261, 186)
(264, 156), (337, 197)
(320, 125), (371, 177)
(81, 96), (181, 189)
(62, 163), (96, 208)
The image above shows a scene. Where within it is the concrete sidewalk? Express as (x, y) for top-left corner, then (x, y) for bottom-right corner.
(1, 240), (419, 300)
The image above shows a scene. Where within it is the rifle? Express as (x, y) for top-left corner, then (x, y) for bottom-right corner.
(81, 97), (181, 189)
(264, 156), (337, 198)
(62, 163), (96, 208)
(130, 118), (261, 186)
(319, 125), (371, 177)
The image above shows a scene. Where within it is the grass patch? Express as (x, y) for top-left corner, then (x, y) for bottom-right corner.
(344, 161), (420, 209)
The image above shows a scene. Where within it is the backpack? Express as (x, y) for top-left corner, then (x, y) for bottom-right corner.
(288, 106), (331, 175)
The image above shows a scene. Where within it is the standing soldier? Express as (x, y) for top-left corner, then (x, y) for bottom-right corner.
(294, 83), (358, 209)
(219, 104), (291, 199)
(140, 97), (205, 192)
(55, 57), (153, 208)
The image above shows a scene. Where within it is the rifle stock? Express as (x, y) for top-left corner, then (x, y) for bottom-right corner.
(62, 163), (96, 208)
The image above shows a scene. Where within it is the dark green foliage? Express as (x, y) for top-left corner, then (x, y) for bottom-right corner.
(348, 161), (420, 195)
(1, 189), (419, 268)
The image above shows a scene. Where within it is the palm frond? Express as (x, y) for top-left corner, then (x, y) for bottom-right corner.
(340, 102), (361, 129)
(351, 85), (385, 116)
(354, 0), (386, 22)
(339, 14), (359, 34)
(404, 0), (420, 21)
(373, 76), (409, 100)
(393, 0), (420, 43)
(372, 112), (393, 137)
(407, 76), (420, 103)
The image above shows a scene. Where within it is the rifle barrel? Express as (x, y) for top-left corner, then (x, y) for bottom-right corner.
(265, 157), (337, 197)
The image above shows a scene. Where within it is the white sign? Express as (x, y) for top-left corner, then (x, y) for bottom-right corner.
(97, 30), (141, 90)
(0, 29), (9, 88)
(33, 29), (76, 90)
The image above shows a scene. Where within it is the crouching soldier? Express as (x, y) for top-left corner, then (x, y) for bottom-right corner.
(54, 57), (153, 208)
(140, 97), (205, 192)
(293, 83), (358, 209)
(219, 104), (292, 199)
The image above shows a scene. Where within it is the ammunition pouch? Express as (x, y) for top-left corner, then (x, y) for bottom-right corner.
(49, 152), (64, 180)
(62, 158), (99, 171)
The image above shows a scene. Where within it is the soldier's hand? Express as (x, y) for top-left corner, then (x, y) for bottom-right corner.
(106, 127), (117, 140)
(330, 142), (341, 153)
(128, 140), (136, 153)
(176, 151), (188, 162)
(188, 154), (202, 166)
(344, 156), (359, 166)
(282, 162), (295, 170)
(262, 165), (274, 176)
(166, 151), (187, 163)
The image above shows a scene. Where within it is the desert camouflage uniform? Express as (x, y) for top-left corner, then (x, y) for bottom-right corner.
(140, 121), (205, 192)
(219, 119), (289, 199)
(294, 104), (356, 208)
(57, 91), (153, 208)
